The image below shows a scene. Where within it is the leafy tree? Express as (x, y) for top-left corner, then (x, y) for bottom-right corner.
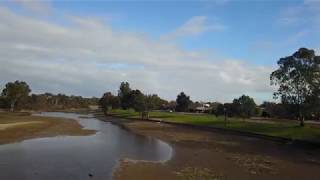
(127, 89), (148, 119)
(144, 94), (167, 110)
(176, 92), (191, 112)
(270, 48), (320, 126)
(260, 101), (291, 118)
(215, 103), (225, 116)
(161, 101), (177, 111)
(130, 90), (145, 111)
(118, 82), (132, 109)
(0, 96), (8, 109)
(99, 92), (120, 114)
(306, 87), (320, 120)
(232, 95), (256, 118)
(1, 81), (31, 111)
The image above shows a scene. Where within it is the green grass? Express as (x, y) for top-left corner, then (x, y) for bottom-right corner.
(109, 109), (320, 143)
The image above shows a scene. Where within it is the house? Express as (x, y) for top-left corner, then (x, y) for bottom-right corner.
(189, 102), (212, 113)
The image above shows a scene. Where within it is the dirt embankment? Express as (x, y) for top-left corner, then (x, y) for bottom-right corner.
(0, 112), (95, 144)
(98, 116), (320, 180)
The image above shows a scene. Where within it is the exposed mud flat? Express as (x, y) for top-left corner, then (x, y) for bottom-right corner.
(109, 119), (320, 180)
(0, 112), (95, 144)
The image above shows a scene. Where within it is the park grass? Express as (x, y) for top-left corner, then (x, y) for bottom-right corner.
(109, 109), (320, 143)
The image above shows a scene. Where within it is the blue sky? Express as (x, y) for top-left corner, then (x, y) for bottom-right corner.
(0, 0), (319, 103)
(48, 0), (319, 65)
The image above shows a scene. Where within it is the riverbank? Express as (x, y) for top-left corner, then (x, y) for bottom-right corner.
(108, 109), (320, 144)
(0, 112), (95, 144)
(96, 114), (320, 180)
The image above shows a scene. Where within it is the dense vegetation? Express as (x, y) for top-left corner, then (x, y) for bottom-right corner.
(0, 81), (98, 111)
(99, 82), (167, 119)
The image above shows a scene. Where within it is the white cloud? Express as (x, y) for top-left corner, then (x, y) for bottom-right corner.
(0, 7), (273, 103)
(161, 16), (225, 40)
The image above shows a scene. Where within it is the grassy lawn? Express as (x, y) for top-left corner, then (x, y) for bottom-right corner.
(109, 109), (320, 142)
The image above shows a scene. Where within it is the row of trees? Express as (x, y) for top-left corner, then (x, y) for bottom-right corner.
(99, 48), (320, 127)
(174, 92), (258, 118)
(1, 48), (319, 126)
(0, 80), (98, 111)
(99, 82), (167, 119)
(100, 83), (259, 119)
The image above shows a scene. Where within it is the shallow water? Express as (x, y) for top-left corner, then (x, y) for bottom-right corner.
(0, 112), (172, 180)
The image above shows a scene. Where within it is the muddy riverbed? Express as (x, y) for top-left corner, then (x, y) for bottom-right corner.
(100, 116), (320, 180)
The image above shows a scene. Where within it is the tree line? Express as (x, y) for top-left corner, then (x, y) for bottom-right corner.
(100, 48), (320, 126)
(99, 82), (167, 119)
(1, 48), (319, 126)
(0, 80), (99, 111)
(99, 83), (260, 119)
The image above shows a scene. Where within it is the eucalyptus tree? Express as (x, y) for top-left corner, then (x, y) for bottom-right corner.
(176, 92), (191, 112)
(118, 82), (132, 109)
(271, 48), (320, 126)
(1, 81), (31, 111)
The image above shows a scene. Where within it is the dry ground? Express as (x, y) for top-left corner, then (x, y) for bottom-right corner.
(107, 118), (320, 180)
(0, 112), (95, 144)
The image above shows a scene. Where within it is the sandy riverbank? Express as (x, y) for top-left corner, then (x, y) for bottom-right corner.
(0, 112), (96, 144)
(97, 115), (320, 180)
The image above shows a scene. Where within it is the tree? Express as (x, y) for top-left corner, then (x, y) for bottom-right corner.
(128, 90), (148, 119)
(161, 101), (177, 111)
(99, 92), (120, 114)
(144, 94), (167, 110)
(1, 81), (31, 111)
(118, 82), (132, 109)
(0, 96), (8, 109)
(232, 95), (256, 118)
(215, 103), (225, 116)
(260, 101), (292, 119)
(176, 92), (191, 112)
(270, 48), (320, 126)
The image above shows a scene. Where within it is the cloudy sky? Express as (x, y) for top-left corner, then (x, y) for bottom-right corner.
(0, 0), (319, 103)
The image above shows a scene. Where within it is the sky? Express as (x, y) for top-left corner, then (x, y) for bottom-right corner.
(0, 0), (319, 104)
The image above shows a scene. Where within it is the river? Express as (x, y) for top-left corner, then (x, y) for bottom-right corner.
(0, 112), (172, 180)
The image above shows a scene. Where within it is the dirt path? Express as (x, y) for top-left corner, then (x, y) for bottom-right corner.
(102, 117), (320, 180)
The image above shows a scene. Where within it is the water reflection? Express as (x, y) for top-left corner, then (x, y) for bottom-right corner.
(0, 112), (172, 180)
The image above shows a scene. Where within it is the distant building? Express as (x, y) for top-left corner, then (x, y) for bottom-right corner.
(189, 102), (212, 113)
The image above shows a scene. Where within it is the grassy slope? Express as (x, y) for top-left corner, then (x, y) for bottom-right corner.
(109, 109), (320, 142)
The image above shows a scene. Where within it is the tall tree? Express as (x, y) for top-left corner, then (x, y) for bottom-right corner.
(118, 82), (132, 109)
(232, 95), (256, 118)
(176, 92), (191, 112)
(1, 81), (31, 111)
(99, 92), (120, 114)
(270, 48), (320, 126)
(127, 89), (148, 119)
(130, 90), (145, 112)
(144, 94), (168, 111)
